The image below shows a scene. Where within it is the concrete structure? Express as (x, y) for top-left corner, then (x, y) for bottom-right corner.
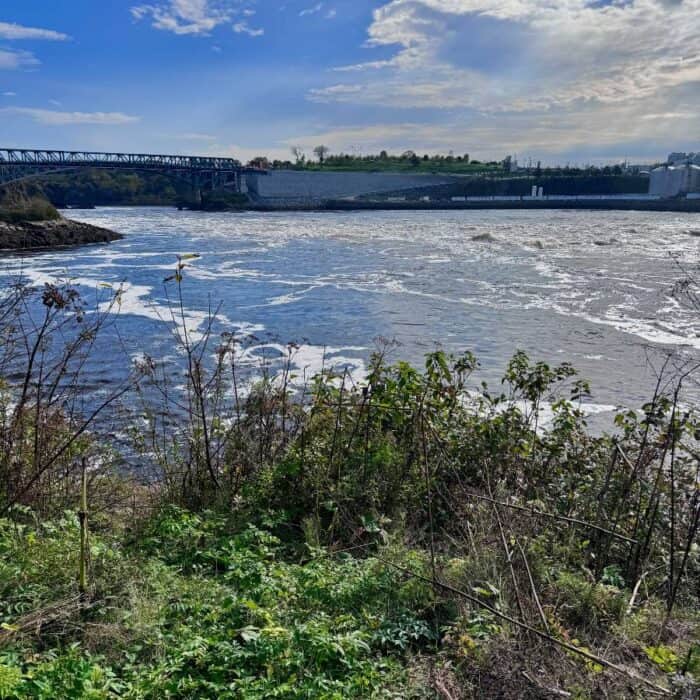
(649, 164), (700, 197)
(250, 170), (457, 204)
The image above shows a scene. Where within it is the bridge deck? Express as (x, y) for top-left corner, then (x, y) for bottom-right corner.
(0, 148), (264, 174)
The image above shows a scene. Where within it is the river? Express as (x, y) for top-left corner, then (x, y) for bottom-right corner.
(2, 207), (699, 422)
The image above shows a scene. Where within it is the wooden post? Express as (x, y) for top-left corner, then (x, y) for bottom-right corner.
(78, 458), (88, 596)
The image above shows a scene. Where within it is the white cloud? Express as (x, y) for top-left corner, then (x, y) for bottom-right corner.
(2, 91), (16, 97)
(332, 59), (394, 73)
(300, 3), (323, 16)
(640, 112), (694, 121)
(310, 83), (363, 99)
(176, 131), (216, 140)
(1, 107), (141, 125)
(233, 21), (264, 36)
(0, 21), (69, 41)
(131, 0), (234, 35)
(325, 9), (337, 19)
(0, 49), (39, 70)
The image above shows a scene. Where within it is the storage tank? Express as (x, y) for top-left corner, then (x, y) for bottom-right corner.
(650, 166), (671, 196)
(649, 165), (700, 197)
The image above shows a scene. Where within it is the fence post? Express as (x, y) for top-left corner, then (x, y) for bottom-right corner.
(78, 457), (88, 596)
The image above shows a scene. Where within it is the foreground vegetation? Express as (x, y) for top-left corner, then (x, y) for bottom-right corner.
(0, 270), (698, 698)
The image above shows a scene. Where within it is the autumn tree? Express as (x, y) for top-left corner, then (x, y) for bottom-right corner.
(313, 145), (330, 164)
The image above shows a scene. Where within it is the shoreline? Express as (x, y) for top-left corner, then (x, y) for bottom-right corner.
(247, 197), (700, 213)
(0, 217), (123, 252)
(43, 199), (700, 215)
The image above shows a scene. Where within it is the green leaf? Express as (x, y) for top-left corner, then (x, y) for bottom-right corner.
(644, 645), (679, 673)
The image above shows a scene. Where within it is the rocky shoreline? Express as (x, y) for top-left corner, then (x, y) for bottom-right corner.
(0, 218), (123, 251)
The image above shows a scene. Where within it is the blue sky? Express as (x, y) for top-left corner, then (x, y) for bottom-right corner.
(1, 0), (698, 164)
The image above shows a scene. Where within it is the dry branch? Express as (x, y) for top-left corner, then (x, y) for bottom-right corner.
(378, 557), (670, 696)
(459, 489), (637, 544)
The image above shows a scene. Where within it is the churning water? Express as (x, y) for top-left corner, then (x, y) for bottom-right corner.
(2, 207), (699, 420)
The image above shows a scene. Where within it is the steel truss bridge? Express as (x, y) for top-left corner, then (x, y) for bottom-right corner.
(0, 148), (266, 198)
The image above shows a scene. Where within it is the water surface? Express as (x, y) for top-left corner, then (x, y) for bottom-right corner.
(2, 207), (699, 417)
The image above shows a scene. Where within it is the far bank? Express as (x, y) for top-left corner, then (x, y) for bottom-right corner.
(245, 197), (700, 213)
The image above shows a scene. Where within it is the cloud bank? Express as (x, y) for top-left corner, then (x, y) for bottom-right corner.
(307, 0), (700, 160)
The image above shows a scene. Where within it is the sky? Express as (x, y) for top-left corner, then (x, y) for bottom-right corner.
(0, 0), (698, 165)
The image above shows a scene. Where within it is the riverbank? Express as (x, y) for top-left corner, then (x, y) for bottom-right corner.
(246, 197), (700, 213)
(0, 217), (123, 251)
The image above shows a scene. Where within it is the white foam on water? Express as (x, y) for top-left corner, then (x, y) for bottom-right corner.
(9, 266), (263, 345)
(235, 341), (368, 388)
(265, 286), (321, 307)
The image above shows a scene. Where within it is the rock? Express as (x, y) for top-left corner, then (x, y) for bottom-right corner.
(0, 218), (123, 251)
(471, 232), (497, 243)
(593, 237), (619, 246)
(528, 240), (545, 250)
(687, 229), (700, 237)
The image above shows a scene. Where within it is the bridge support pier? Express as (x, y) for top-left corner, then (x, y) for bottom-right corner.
(245, 172), (260, 199)
(190, 173), (203, 207)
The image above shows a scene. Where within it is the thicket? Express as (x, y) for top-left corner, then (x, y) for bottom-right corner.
(0, 263), (698, 698)
(286, 153), (500, 175)
(35, 171), (187, 208)
(0, 186), (60, 223)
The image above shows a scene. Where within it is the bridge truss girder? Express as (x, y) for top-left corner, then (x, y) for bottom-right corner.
(0, 148), (266, 197)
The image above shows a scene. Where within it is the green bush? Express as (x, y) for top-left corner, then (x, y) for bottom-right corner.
(0, 509), (442, 698)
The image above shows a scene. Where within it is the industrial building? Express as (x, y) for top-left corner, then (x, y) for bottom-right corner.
(667, 152), (700, 165)
(649, 163), (700, 198)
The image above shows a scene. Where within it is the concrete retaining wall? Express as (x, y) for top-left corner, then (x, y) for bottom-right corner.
(251, 170), (457, 203)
